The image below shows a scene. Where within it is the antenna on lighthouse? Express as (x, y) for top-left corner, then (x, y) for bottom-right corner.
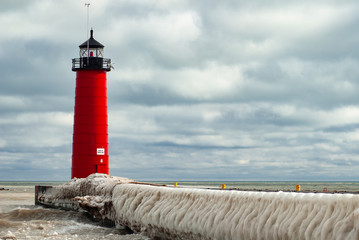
(85, 3), (90, 64)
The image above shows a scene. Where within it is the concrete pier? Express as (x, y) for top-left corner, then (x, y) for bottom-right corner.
(35, 185), (53, 206)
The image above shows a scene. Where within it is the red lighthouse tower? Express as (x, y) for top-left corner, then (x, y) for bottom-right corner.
(71, 29), (111, 179)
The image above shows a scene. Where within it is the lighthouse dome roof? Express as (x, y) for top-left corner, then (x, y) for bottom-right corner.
(79, 29), (104, 48)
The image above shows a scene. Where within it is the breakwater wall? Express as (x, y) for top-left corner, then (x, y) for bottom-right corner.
(36, 174), (359, 239)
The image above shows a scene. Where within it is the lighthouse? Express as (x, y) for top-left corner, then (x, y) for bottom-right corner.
(71, 29), (111, 179)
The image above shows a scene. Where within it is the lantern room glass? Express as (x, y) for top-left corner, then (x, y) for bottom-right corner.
(80, 47), (103, 58)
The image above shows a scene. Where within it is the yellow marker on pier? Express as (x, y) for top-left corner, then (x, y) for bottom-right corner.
(174, 182), (178, 187)
(221, 184), (226, 189)
(296, 185), (301, 191)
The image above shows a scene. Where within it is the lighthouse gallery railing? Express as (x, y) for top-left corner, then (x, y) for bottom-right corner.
(72, 57), (111, 71)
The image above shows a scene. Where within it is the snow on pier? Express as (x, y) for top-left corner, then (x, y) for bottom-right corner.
(36, 174), (359, 239)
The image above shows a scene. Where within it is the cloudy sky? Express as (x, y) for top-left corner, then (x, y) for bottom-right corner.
(1, 0), (359, 181)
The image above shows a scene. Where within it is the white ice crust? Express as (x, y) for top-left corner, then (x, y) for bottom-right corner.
(40, 174), (134, 217)
(39, 174), (359, 239)
(112, 184), (359, 239)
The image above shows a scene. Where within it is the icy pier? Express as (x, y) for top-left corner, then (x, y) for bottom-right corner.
(36, 174), (359, 239)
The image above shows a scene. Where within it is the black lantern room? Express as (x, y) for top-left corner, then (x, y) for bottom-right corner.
(72, 29), (111, 71)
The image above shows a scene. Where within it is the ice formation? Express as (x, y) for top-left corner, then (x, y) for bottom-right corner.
(112, 184), (359, 239)
(37, 174), (359, 239)
(38, 174), (135, 223)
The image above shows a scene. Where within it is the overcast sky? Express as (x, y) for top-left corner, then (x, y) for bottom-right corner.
(1, 0), (359, 181)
